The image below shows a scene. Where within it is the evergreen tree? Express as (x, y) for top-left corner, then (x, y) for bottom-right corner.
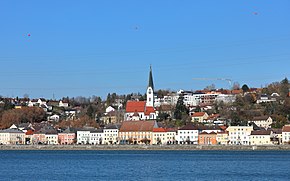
(174, 95), (189, 120)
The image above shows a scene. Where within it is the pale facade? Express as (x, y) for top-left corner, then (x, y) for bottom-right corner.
(166, 130), (176, 144)
(282, 125), (290, 144)
(249, 131), (273, 145)
(216, 132), (229, 145)
(177, 125), (199, 144)
(45, 134), (58, 145)
(248, 116), (273, 129)
(77, 130), (91, 144)
(103, 127), (119, 144)
(0, 129), (25, 145)
(119, 131), (152, 145)
(152, 128), (167, 145)
(89, 130), (103, 145)
(226, 126), (253, 145)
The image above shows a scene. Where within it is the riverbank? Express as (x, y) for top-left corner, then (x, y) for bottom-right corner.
(1, 144), (290, 151)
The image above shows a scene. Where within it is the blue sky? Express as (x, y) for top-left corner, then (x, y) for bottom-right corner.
(0, 0), (290, 99)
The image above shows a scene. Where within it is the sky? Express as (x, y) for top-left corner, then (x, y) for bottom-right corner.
(0, 0), (290, 99)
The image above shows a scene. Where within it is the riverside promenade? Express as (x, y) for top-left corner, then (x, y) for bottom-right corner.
(1, 144), (290, 151)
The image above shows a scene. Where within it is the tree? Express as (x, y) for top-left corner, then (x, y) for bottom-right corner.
(232, 82), (240, 90)
(280, 78), (289, 98)
(174, 95), (189, 120)
(241, 84), (250, 93)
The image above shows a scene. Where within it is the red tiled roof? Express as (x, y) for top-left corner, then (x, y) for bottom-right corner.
(231, 89), (242, 94)
(282, 125), (290, 132)
(153, 128), (166, 132)
(192, 112), (206, 117)
(120, 121), (156, 132)
(26, 130), (34, 135)
(125, 101), (146, 112)
(219, 126), (227, 131)
(145, 106), (155, 115)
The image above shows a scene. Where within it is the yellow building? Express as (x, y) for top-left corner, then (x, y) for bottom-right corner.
(226, 126), (253, 145)
(152, 128), (167, 145)
(249, 130), (273, 145)
(119, 121), (157, 145)
(216, 131), (229, 145)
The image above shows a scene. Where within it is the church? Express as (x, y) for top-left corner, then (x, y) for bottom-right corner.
(124, 66), (158, 121)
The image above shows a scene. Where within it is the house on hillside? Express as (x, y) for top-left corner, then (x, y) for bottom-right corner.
(248, 116), (273, 129)
(191, 112), (209, 123)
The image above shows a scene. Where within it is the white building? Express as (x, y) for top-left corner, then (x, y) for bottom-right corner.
(226, 126), (253, 145)
(77, 130), (91, 144)
(248, 116), (273, 129)
(103, 125), (119, 144)
(282, 125), (290, 144)
(177, 124), (199, 144)
(89, 129), (103, 145)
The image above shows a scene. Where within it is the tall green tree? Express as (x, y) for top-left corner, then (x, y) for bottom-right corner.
(241, 84), (250, 93)
(174, 95), (189, 120)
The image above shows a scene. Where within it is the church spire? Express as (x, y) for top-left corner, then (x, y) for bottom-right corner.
(148, 65), (154, 90)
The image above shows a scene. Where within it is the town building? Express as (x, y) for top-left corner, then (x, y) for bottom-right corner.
(249, 130), (273, 145)
(118, 120), (158, 144)
(248, 116), (273, 129)
(152, 128), (167, 145)
(103, 125), (119, 144)
(89, 129), (103, 145)
(177, 124), (199, 144)
(0, 127), (25, 145)
(191, 112), (209, 123)
(198, 132), (217, 145)
(282, 125), (290, 144)
(226, 126), (253, 145)
(216, 131), (229, 145)
(58, 127), (76, 145)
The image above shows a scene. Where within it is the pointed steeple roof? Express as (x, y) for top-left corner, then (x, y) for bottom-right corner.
(148, 65), (154, 90)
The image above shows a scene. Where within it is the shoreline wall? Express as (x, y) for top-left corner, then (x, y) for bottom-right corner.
(1, 145), (290, 151)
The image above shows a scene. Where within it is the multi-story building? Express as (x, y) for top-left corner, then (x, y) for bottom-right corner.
(226, 126), (253, 145)
(198, 132), (217, 145)
(77, 130), (91, 144)
(282, 125), (290, 144)
(89, 129), (103, 145)
(103, 125), (119, 144)
(58, 127), (76, 145)
(249, 130), (273, 145)
(152, 128), (167, 145)
(118, 120), (157, 145)
(248, 116), (273, 129)
(177, 124), (199, 144)
(216, 131), (229, 145)
(0, 128), (25, 145)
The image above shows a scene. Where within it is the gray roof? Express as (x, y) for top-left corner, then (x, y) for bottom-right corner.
(0, 129), (24, 134)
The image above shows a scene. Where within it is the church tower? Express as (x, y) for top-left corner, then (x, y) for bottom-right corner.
(146, 66), (154, 107)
